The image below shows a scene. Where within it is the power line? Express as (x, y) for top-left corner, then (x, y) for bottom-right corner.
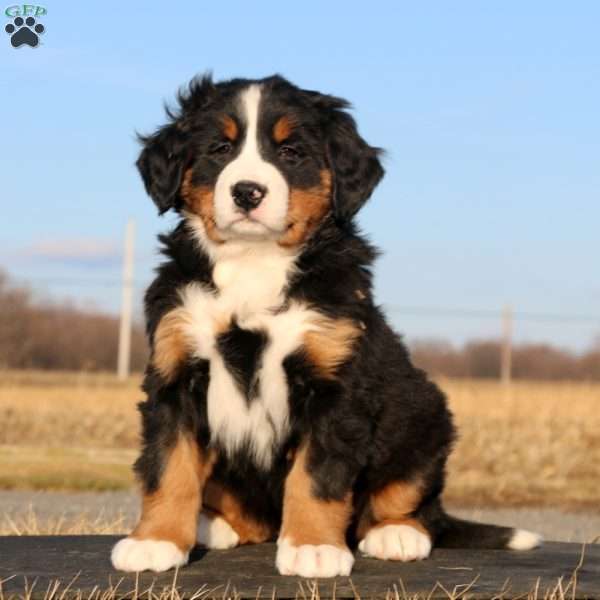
(20, 276), (132, 288)
(10, 276), (600, 325)
(384, 305), (600, 324)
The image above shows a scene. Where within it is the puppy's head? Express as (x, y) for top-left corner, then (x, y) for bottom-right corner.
(137, 74), (383, 246)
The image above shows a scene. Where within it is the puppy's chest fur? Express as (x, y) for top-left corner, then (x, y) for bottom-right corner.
(176, 244), (320, 469)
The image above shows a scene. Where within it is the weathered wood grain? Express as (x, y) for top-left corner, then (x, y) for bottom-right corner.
(0, 537), (598, 598)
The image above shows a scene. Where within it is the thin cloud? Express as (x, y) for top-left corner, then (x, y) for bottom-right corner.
(20, 238), (121, 267)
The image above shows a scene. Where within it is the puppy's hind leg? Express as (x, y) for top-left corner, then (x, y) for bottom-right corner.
(357, 479), (432, 562)
(198, 480), (275, 549)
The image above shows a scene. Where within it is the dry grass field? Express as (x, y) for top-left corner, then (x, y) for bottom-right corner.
(442, 378), (600, 509)
(0, 370), (599, 510)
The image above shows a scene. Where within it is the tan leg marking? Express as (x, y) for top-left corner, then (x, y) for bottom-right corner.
(280, 444), (352, 547)
(278, 170), (332, 247)
(181, 169), (223, 243)
(357, 479), (432, 562)
(203, 480), (274, 544)
(367, 517), (428, 535)
(132, 435), (215, 552)
(356, 479), (424, 540)
(304, 316), (361, 379)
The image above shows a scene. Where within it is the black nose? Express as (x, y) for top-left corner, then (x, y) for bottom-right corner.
(231, 181), (267, 211)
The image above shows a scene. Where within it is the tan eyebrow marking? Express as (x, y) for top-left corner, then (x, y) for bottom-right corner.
(273, 115), (295, 143)
(221, 115), (238, 141)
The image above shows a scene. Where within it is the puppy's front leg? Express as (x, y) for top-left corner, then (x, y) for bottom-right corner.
(276, 442), (354, 578)
(112, 430), (214, 572)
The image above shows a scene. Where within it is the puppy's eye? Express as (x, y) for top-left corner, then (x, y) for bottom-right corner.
(278, 145), (301, 161)
(211, 142), (233, 155)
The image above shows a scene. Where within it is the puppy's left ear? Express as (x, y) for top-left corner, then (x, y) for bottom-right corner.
(327, 108), (384, 221)
(136, 123), (190, 214)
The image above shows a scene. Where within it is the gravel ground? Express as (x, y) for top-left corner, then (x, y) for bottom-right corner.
(1, 491), (599, 544)
(0, 490), (139, 528)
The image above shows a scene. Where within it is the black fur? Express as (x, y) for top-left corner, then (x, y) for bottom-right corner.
(134, 74), (527, 553)
(216, 322), (267, 401)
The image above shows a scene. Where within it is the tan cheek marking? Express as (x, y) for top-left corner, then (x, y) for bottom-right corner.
(303, 317), (361, 379)
(278, 169), (332, 247)
(203, 480), (274, 544)
(221, 115), (238, 141)
(181, 169), (223, 243)
(153, 308), (192, 382)
(356, 479), (424, 540)
(132, 436), (215, 552)
(280, 444), (352, 547)
(273, 115), (294, 143)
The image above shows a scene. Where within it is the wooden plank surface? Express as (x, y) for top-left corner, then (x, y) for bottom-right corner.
(0, 536), (598, 598)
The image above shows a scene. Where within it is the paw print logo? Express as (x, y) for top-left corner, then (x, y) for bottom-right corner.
(5, 16), (45, 48)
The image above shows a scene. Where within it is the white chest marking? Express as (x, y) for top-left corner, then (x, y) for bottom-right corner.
(178, 238), (320, 468)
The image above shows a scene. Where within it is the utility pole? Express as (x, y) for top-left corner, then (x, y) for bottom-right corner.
(501, 304), (513, 398)
(117, 219), (135, 381)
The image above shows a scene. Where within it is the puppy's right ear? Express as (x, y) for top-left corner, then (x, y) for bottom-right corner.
(136, 124), (189, 214)
(137, 74), (217, 214)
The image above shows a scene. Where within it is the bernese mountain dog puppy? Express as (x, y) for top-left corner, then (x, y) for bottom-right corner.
(111, 74), (541, 577)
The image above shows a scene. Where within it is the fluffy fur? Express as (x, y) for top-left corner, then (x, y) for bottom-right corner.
(112, 74), (541, 576)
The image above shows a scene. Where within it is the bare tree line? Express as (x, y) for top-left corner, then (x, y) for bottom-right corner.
(0, 272), (147, 372)
(1, 271), (599, 379)
(411, 338), (600, 381)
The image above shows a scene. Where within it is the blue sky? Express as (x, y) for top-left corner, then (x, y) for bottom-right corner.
(2, 2), (599, 349)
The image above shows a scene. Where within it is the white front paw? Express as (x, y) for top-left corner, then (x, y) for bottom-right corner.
(111, 537), (188, 572)
(197, 513), (240, 549)
(276, 538), (354, 577)
(359, 524), (431, 561)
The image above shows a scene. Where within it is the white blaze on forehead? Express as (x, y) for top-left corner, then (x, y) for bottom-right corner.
(213, 84), (289, 236)
(239, 85), (262, 171)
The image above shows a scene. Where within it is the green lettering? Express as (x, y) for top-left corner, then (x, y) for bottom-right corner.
(5, 5), (20, 17)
